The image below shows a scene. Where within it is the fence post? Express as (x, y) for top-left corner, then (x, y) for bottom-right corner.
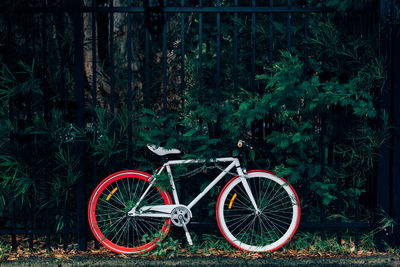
(72, 0), (87, 251)
(390, 0), (400, 248)
(377, 0), (397, 250)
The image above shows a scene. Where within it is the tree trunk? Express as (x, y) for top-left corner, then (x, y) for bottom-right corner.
(82, 0), (111, 109)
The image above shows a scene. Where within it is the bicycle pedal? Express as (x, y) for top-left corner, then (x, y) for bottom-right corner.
(179, 215), (193, 246)
(185, 231), (193, 246)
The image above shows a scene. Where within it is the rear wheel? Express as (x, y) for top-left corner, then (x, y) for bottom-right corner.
(88, 170), (172, 254)
(216, 170), (300, 252)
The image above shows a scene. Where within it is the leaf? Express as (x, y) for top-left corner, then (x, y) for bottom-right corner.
(278, 139), (290, 149)
(292, 133), (302, 143)
(249, 150), (255, 161)
(232, 149), (239, 157)
(183, 127), (198, 137)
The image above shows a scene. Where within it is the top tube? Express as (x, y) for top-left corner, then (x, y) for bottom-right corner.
(166, 157), (238, 165)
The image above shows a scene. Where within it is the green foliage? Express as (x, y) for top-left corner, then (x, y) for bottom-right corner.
(198, 233), (236, 252)
(141, 231), (180, 259)
(0, 240), (11, 261)
(88, 106), (129, 167)
(0, 57), (80, 231)
(0, 3), (388, 246)
(84, 14), (386, 227)
(181, 16), (384, 223)
(290, 231), (357, 254)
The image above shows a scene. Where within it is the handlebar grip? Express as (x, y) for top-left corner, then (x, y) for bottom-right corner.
(237, 140), (243, 148)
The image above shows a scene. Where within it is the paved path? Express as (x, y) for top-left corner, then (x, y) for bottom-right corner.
(1, 255), (400, 267)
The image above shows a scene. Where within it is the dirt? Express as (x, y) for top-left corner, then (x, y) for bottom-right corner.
(1, 255), (400, 267)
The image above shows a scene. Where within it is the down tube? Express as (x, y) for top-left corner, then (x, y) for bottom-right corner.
(187, 161), (236, 209)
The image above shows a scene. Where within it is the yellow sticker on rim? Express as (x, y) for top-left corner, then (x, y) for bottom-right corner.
(228, 193), (237, 209)
(106, 187), (118, 201)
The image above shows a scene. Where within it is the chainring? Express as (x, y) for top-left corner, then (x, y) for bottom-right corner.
(170, 206), (191, 227)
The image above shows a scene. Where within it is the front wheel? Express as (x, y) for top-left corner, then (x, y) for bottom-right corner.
(88, 170), (173, 254)
(216, 170), (300, 252)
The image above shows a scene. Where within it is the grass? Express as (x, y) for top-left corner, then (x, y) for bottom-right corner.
(1, 232), (400, 261)
(0, 240), (11, 262)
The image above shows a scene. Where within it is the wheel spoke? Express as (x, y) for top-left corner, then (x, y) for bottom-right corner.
(228, 214), (253, 234)
(97, 197), (125, 213)
(89, 172), (171, 254)
(263, 211), (293, 222)
(218, 173), (299, 252)
(263, 190), (291, 209)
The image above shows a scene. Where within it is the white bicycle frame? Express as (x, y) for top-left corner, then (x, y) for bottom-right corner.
(128, 157), (260, 217)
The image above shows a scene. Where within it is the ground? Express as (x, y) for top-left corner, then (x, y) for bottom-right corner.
(1, 235), (400, 266)
(1, 255), (400, 267)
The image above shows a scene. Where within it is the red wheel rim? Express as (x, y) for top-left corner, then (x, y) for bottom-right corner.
(88, 170), (172, 254)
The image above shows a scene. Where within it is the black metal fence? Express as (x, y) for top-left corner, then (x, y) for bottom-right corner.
(0, 0), (399, 251)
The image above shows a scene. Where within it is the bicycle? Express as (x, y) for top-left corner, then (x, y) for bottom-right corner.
(88, 141), (301, 254)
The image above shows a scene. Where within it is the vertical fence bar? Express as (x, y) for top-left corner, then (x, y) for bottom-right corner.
(391, 0), (400, 247)
(41, 0), (51, 250)
(195, 0), (203, 218)
(320, 0), (328, 240)
(216, 0), (221, 104)
(109, 0), (115, 116)
(23, 15), (34, 251)
(250, 0), (256, 142)
(198, 0), (203, 104)
(92, 0), (98, 179)
(41, 1), (49, 122)
(58, 14), (67, 121)
(287, 0), (291, 50)
(233, 0), (238, 96)
(355, 6), (362, 246)
(145, 22), (150, 108)
(162, 0), (167, 116)
(320, 118), (326, 240)
(336, 10), (345, 246)
(62, 190), (69, 250)
(180, 0), (185, 107)
(376, 0), (392, 250)
(72, 0), (87, 251)
(11, 204), (16, 249)
(336, 112), (344, 244)
(127, 0), (133, 167)
(339, 14), (344, 72)
(7, 17), (15, 241)
(304, 0), (309, 72)
(269, 0), (273, 63)
(355, 196), (360, 247)
(91, 0), (99, 249)
(109, 0), (116, 172)
(59, 11), (69, 249)
(389, 0), (400, 247)
(92, 0), (97, 147)
(251, 0), (255, 95)
(302, 0), (310, 219)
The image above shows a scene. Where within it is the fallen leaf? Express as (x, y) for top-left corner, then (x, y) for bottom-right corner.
(55, 254), (71, 261)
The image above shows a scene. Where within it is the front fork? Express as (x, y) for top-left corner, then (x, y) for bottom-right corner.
(236, 164), (260, 214)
